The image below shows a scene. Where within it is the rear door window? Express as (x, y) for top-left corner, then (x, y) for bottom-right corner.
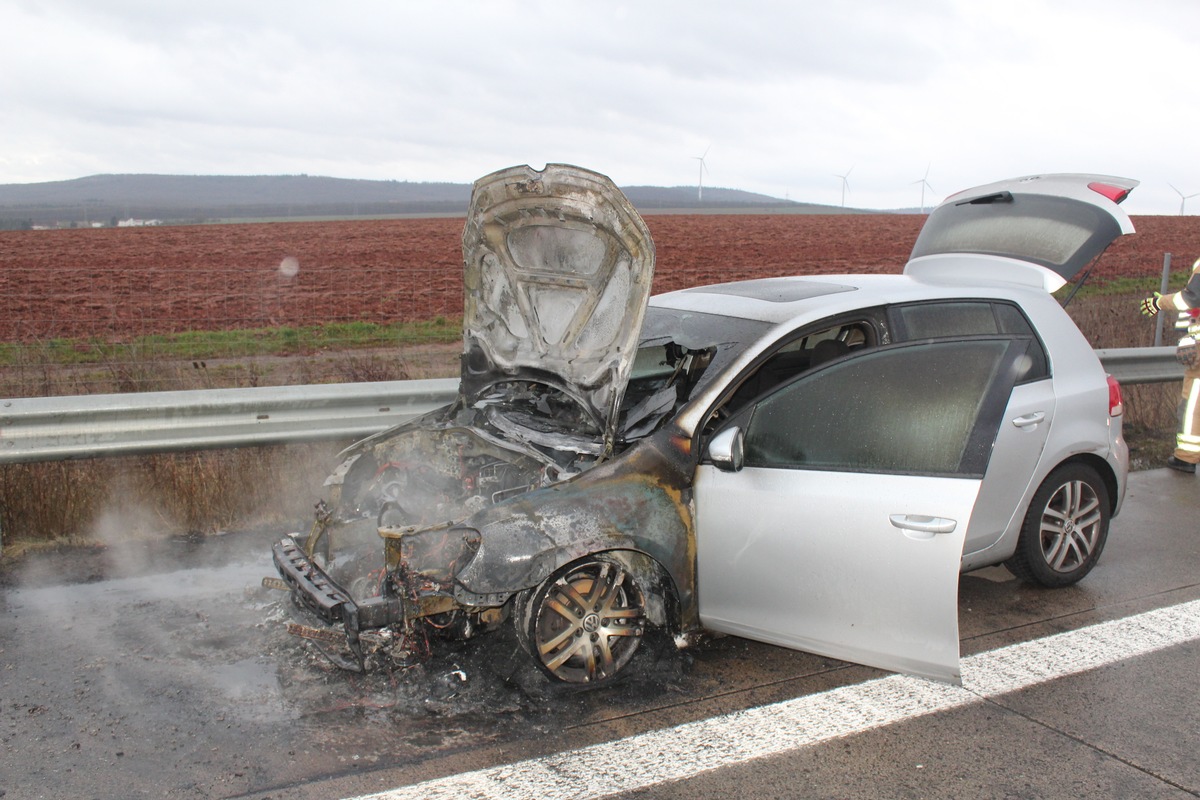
(890, 300), (1048, 382)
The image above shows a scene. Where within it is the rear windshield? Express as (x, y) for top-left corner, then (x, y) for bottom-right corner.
(909, 194), (1122, 276)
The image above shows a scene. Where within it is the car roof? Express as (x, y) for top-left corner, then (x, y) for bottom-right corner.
(650, 273), (1032, 325)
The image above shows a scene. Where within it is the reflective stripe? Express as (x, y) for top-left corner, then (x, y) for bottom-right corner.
(1184, 379), (1200, 438)
(1179, 379), (1200, 454)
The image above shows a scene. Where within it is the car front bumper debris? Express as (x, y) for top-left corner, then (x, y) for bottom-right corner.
(270, 537), (407, 671)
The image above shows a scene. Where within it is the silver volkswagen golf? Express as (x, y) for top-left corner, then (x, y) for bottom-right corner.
(274, 165), (1131, 687)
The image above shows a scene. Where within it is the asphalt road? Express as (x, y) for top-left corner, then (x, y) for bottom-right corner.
(1, 468), (1197, 800)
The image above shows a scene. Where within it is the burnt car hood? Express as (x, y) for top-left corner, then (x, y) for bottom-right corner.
(459, 164), (655, 452)
(906, 173), (1137, 292)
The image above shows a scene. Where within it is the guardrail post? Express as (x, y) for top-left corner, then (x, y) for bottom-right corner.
(1155, 252), (1172, 347)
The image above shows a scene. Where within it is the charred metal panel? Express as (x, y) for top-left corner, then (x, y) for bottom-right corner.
(452, 427), (700, 629)
(461, 164), (655, 452)
(273, 538), (352, 622)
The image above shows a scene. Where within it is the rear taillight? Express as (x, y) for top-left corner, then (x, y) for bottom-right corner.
(1107, 375), (1124, 416)
(1088, 182), (1132, 204)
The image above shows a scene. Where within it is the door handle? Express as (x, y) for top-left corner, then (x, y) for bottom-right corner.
(889, 514), (957, 534)
(1011, 411), (1046, 429)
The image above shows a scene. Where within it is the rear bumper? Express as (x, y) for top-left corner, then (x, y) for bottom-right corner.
(1110, 429), (1129, 518)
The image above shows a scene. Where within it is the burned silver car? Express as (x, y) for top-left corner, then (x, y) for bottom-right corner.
(274, 165), (1131, 686)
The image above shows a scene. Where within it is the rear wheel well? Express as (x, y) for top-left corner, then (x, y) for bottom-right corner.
(1006, 460), (1112, 587)
(1052, 453), (1120, 515)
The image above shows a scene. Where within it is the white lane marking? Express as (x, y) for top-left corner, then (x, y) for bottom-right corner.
(348, 599), (1200, 800)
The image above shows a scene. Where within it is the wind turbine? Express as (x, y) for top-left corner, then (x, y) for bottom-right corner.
(912, 163), (935, 213)
(1170, 183), (1199, 215)
(835, 166), (853, 207)
(692, 147), (710, 201)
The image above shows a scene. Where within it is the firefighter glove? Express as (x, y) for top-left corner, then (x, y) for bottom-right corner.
(1140, 293), (1163, 316)
(1177, 338), (1199, 368)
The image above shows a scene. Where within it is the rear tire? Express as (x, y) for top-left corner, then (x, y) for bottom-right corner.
(1006, 464), (1110, 587)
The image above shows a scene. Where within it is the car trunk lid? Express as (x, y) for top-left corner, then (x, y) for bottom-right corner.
(905, 173), (1138, 292)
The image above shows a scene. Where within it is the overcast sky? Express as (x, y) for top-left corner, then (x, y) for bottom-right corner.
(3, 0), (1199, 214)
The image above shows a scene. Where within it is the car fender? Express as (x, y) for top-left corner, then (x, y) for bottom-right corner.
(453, 432), (698, 623)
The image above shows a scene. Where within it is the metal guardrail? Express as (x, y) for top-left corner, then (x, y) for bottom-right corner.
(0, 348), (1182, 465)
(0, 377), (457, 464)
(1095, 346), (1183, 385)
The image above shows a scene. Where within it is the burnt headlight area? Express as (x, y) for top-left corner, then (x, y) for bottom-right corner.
(381, 525), (482, 583)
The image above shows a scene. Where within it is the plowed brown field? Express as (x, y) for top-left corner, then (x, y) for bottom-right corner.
(2, 214), (1199, 342)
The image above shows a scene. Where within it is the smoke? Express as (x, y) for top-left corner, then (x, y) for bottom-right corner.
(90, 497), (167, 579)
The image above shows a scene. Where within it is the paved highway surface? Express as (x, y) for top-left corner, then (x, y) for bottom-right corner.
(1, 468), (1196, 799)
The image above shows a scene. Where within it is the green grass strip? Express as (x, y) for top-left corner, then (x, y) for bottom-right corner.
(0, 317), (461, 366)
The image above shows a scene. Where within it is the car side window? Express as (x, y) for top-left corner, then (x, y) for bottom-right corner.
(891, 300), (1048, 382)
(740, 339), (1018, 477)
(717, 317), (879, 420)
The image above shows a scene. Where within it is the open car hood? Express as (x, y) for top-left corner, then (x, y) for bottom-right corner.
(459, 164), (655, 452)
(905, 173), (1137, 292)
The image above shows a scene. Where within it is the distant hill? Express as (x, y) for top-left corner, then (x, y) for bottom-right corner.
(0, 173), (846, 229)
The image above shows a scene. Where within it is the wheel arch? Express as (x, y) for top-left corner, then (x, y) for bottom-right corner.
(1004, 456), (1114, 587)
(527, 545), (682, 631)
(1049, 452), (1120, 515)
(455, 467), (698, 626)
(600, 547), (682, 632)
(964, 450), (1121, 573)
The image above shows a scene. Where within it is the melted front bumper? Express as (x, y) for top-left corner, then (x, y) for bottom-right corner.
(272, 537), (407, 633)
(272, 537), (354, 623)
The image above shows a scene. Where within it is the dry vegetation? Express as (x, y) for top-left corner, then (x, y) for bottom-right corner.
(0, 446), (340, 550)
(0, 351), (458, 557)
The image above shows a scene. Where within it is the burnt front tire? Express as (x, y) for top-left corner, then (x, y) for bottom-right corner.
(519, 555), (646, 685)
(1006, 464), (1110, 587)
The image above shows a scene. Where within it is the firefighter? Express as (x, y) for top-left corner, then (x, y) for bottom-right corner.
(1141, 256), (1200, 473)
